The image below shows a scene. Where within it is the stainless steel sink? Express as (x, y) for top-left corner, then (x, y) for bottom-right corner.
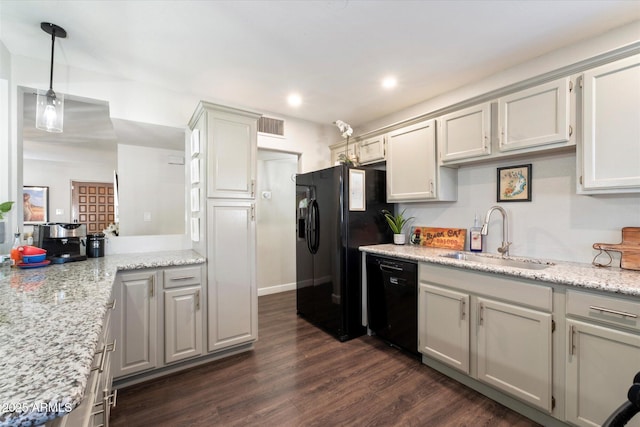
(440, 252), (554, 270)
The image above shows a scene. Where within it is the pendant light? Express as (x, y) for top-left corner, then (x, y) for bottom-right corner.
(36, 22), (67, 133)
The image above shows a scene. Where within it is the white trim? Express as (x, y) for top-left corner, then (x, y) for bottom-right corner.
(257, 282), (296, 296)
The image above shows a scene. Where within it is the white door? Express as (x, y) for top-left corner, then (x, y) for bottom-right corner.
(498, 77), (571, 152)
(476, 297), (553, 411)
(164, 286), (203, 364)
(387, 119), (437, 201)
(112, 271), (157, 378)
(419, 284), (470, 374)
(206, 108), (259, 199)
(581, 54), (640, 191)
(566, 319), (640, 427)
(439, 102), (491, 162)
(207, 199), (257, 352)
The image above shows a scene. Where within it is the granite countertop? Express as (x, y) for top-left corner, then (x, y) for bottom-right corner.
(0, 250), (205, 427)
(360, 244), (640, 297)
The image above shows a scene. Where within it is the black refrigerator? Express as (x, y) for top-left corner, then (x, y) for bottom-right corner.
(296, 164), (392, 341)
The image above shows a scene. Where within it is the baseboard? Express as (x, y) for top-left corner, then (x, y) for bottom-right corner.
(258, 282), (296, 296)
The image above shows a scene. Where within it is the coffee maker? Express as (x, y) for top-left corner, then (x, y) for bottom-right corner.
(33, 223), (87, 263)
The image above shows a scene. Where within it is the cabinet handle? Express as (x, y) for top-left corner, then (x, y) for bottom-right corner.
(195, 290), (200, 311)
(150, 278), (155, 297)
(429, 180), (434, 196)
(460, 299), (466, 320)
(107, 299), (116, 310)
(569, 325), (576, 356)
(251, 179), (256, 197)
(478, 302), (484, 325)
(484, 135), (488, 150)
(93, 340), (115, 374)
(569, 125), (573, 137)
(170, 275), (196, 281)
(251, 204), (256, 221)
(589, 305), (638, 319)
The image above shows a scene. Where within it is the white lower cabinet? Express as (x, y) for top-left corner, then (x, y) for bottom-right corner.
(418, 263), (554, 413)
(476, 297), (553, 411)
(565, 289), (640, 427)
(164, 285), (203, 364)
(113, 265), (205, 381)
(419, 284), (470, 374)
(49, 300), (117, 427)
(207, 199), (257, 352)
(112, 270), (158, 378)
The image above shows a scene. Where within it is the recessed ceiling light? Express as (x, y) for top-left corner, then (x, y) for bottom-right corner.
(287, 93), (302, 107)
(382, 76), (397, 89)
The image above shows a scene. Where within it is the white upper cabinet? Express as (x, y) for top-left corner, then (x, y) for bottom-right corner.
(579, 54), (640, 193)
(202, 103), (260, 199)
(387, 119), (457, 202)
(498, 77), (572, 152)
(358, 135), (386, 164)
(439, 102), (491, 163)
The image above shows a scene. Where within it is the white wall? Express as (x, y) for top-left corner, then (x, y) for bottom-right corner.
(117, 144), (185, 236)
(400, 152), (640, 264)
(256, 151), (298, 295)
(352, 21), (640, 266)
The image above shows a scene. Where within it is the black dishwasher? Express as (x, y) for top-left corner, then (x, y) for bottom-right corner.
(366, 254), (419, 356)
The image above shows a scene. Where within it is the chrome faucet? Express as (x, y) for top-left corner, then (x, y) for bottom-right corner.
(481, 206), (511, 257)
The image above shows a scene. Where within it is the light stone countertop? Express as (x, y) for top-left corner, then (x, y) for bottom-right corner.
(0, 250), (205, 427)
(360, 244), (640, 297)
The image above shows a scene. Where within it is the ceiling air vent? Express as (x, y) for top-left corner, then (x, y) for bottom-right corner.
(258, 116), (285, 136)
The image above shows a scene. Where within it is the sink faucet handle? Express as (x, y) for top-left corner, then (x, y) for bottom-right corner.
(497, 242), (512, 256)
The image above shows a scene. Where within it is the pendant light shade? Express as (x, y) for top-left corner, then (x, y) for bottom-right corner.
(36, 22), (67, 133)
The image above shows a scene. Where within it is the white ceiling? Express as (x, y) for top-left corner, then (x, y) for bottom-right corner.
(1, 0), (639, 129)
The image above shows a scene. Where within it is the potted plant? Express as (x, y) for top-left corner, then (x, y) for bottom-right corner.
(382, 209), (414, 245)
(0, 201), (15, 244)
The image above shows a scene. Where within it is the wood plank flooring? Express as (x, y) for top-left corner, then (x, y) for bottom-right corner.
(110, 291), (541, 426)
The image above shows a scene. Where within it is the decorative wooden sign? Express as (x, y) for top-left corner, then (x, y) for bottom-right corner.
(410, 226), (467, 250)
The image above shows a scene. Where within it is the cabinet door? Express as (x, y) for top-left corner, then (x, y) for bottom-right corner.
(476, 297), (552, 412)
(164, 286), (203, 364)
(498, 78), (571, 152)
(566, 319), (640, 427)
(418, 284), (470, 374)
(387, 120), (437, 201)
(359, 135), (385, 164)
(439, 103), (491, 162)
(581, 54), (640, 191)
(330, 141), (358, 165)
(206, 108), (259, 199)
(207, 200), (257, 352)
(112, 271), (157, 378)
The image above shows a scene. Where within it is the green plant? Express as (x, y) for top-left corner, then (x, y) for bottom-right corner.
(0, 201), (14, 220)
(382, 209), (414, 234)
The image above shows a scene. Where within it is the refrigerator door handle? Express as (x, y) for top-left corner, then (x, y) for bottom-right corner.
(308, 199), (320, 254)
(312, 199), (320, 254)
(306, 199), (314, 254)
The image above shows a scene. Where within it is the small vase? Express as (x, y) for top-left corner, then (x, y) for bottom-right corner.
(393, 233), (406, 245)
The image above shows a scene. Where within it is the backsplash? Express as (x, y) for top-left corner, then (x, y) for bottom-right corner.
(398, 151), (640, 265)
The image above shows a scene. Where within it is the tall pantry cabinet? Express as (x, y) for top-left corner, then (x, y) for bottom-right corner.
(188, 102), (261, 353)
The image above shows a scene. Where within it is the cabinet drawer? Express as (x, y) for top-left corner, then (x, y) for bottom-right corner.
(164, 266), (202, 288)
(566, 290), (640, 331)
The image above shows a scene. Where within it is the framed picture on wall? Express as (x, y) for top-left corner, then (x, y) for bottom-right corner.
(497, 164), (532, 202)
(23, 186), (49, 224)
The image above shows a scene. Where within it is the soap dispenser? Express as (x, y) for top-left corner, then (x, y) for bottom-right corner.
(469, 214), (483, 252)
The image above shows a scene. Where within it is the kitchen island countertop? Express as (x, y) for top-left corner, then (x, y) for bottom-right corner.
(0, 250), (205, 427)
(360, 244), (640, 297)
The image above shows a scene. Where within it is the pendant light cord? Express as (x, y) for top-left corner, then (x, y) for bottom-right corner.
(49, 29), (55, 91)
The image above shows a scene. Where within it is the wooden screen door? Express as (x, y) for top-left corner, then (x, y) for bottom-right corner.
(71, 181), (115, 234)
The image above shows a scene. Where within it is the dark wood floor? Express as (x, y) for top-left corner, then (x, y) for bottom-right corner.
(110, 291), (540, 426)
